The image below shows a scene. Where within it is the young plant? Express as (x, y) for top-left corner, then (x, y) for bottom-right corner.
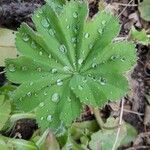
(5, 0), (136, 133)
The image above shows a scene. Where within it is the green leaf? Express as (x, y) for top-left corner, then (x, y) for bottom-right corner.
(6, 0), (136, 132)
(131, 27), (150, 45)
(0, 28), (17, 66)
(139, 0), (150, 21)
(0, 95), (11, 130)
(0, 136), (37, 150)
(62, 133), (84, 150)
(89, 118), (137, 150)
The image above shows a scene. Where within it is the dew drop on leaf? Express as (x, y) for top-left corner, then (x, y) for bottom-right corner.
(89, 43), (93, 49)
(84, 33), (90, 38)
(40, 117), (44, 120)
(31, 41), (37, 49)
(22, 66), (27, 71)
(98, 28), (103, 34)
(99, 77), (107, 85)
(39, 51), (43, 56)
(39, 102), (44, 107)
(121, 57), (126, 62)
(48, 54), (52, 58)
(49, 28), (56, 36)
(52, 68), (57, 74)
(102, 20), (106, 25)
(41, 19), (49, 28)
(73, 12), (78, 18)
(71, 37), (77, 43)
(111, 55), (119, 61)
(78, 85), (83, 90)
(22, 33), (29, 42)
(92, 63), (97, 68)
(27, 92), (32, 97)
(52, 93), (60, 103)
(44, 91), (47, 96)
(78, 58), (83, 65)
(47, 115), (53, 122)
(67, 97), (71, 102)
(66, 25), (70, 29)
(37, 67), (42, 72)
(29, 82), (33, 86)
(57, 79), (63, 86)
(8, 64), (16, 72)
(59, 44), (67, 53)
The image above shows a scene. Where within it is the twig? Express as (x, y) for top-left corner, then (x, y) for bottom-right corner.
(117, 0), (134, 18)
(0, 70), (6, 75)
(112, 98), (124, 150)
(114, 2), (137, 7)
(123, 108), (144, 116)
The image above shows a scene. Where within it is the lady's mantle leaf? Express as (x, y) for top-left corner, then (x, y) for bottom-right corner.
(5, 0), (136, 132)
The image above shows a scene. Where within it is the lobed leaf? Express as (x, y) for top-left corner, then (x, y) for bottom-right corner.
(5, 0), (136, 132)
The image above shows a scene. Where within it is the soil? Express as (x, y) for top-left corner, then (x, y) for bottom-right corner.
(0, 0), (150, 149)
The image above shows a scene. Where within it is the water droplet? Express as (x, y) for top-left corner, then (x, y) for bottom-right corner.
(66, 25), (70, 29)
(67, 97), (71, 102)
(99, 77), (107, 85)
(8, 64), (16, 72)
(71, 37), (77, 43)
(73, 12), (78, 18)
(31, 41), (37, 49)
(59, 44), (67, 53)
(29, 82), (33, 86)
(52, 93), (60, 103)
(102, 20), (106, 25)
(111, 55), (119, 61)
(39, 51), (43, 56)
(41, 19), (49, 28)
(78, 85), (83, 90)
(40, 117), (44, 120)
(39, 102), (44, 107)
(89, 44), (93, 49)
(84, 33), (90, 38)
(37, 67), (42, 72)
(47, 115), (53, 122)
(78, 58), (83, 65)
(82, 77), (87, 83)
(44, 91), (47, 96)
(121, 57), (126, 62)
(49, 29), (55, 36)
(22, 66), (27, 71)
(73, 25), (79, 33)
(22, 33), (29, 42)
(52, 68), (57, 74)
(92, 63), (97, 68)
(57, 79), (63, 86)
(48, 54), (52, 58)
(98, 28), (103, 34)
(87, 74), (92, 77)
(27, 92), (32, 97)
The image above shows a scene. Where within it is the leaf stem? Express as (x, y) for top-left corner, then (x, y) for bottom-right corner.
(0, 70), (6, 75)
(92, 107), (120, 130)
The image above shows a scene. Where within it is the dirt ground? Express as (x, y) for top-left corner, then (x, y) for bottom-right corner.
(0, 0), (150, 149)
